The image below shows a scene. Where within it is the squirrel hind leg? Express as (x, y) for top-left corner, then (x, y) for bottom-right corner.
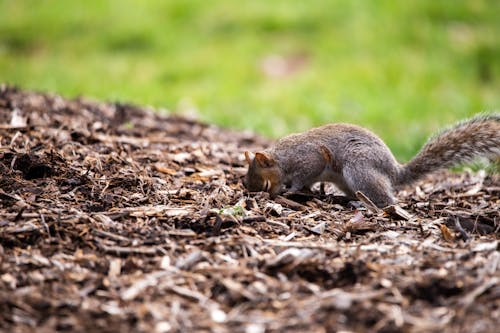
(342, 166), (396, 208)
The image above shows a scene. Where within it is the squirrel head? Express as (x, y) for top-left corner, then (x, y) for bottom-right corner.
(244, 151), (283, 197)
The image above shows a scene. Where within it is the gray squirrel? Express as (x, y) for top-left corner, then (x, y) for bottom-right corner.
(244, 114), (500, 207)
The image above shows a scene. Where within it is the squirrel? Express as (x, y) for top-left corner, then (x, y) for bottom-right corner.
(243, 113), (500, 208)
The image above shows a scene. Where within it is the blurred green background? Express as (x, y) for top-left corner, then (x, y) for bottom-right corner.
(1, 0), (499, 160)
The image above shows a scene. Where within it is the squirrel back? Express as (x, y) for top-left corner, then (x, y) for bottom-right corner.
(397, 113), (500, 186)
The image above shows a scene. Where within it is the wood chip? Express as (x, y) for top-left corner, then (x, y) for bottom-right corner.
(383, 205), (413, 220)
(1, 86), (498, 333)
(355, 191), (381, 213)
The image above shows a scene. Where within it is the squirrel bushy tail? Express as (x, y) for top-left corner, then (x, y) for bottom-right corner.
(397, 113), (500, 186)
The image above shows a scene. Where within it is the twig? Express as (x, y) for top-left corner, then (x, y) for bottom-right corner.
(95, 242), (160, 255)
(40, 213), (50, 235)
(275, 196), (307, 211)
(258, 239), (338, 253)
(265, 220), (290, 230)
(92, 229), (132, 243)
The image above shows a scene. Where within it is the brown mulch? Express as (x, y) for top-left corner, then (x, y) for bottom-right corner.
(0, 85), (499, 333)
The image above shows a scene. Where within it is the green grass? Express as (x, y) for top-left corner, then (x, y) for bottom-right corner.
(1, 0), (499, 160)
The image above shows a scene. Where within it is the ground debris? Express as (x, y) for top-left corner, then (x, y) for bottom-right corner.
(0, 85), (499, 332)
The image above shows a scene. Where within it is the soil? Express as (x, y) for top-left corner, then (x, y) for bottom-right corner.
(0, 85), (498, 333)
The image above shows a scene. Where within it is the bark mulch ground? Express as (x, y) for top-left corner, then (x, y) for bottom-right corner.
(0, 85), (498, 333)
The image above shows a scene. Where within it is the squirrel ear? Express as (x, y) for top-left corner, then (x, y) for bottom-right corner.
(319, 145), (333, 164)
(244, 151), (254, 164)
(255, 152), (275, 168)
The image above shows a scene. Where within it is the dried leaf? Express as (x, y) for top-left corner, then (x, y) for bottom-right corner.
(440, 224), (455, 243)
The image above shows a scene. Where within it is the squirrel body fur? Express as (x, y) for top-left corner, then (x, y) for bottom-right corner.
(244, 114), (500, 207)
